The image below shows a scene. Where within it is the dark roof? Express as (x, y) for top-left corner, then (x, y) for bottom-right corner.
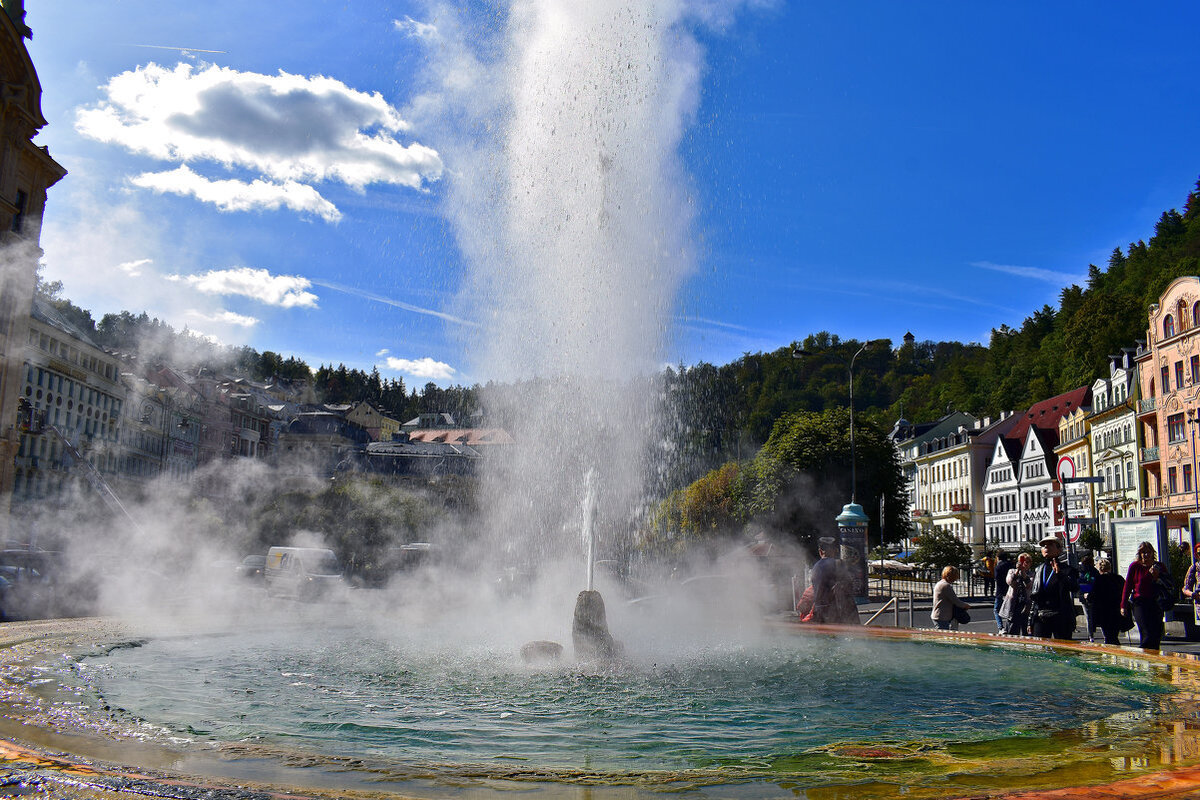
(892, 410), (976, 445)
(1003, 385), (1091, 451)
(285, 413), (370, 443)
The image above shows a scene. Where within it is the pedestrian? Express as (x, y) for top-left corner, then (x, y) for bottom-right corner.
(1029, 535), (1078, 640)
(1077, 553), (1099, 641)
(809, 537), (858, 625)
(1090, 558), (1126, 645)
(993, 551), (1014, 633)
(931, 565), (971, 631)
(982, 551), (997, 597)
(1182, 542), (1200, 620)
(999, 552), (1032, 635)
(1121, 541), (1171, 650)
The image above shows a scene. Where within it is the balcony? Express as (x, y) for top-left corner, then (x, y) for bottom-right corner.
(1138, 397), (1157, 414)
(1142, 496), (1166, 511)
(1140, 446), (1160, 463)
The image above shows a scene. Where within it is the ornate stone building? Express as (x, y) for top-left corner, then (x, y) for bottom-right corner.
(1088, 350), (1141, 534)
(0, 0), (67, 531)
(1136, 276), (1200, 534)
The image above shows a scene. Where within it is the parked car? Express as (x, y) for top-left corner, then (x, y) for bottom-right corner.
(236, 554), (266, 583)
(265, 547), (344, 600)
(0, 549), (61, 620)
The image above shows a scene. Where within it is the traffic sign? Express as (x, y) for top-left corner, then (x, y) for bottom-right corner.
(1068, 524), (1083, 543)
(1057, 455), (1076, 483)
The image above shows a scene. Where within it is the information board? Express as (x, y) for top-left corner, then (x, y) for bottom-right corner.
(1112, 517), (1166, 582)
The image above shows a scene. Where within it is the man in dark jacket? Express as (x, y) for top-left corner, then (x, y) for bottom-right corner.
(993, 552), (1014, 633)
(810, 537), (858, 624)
(1029, 535), (1079, 639)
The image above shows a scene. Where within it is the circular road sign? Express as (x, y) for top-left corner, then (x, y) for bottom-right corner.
(1057, 455), (1076, 484)
(1068, 523), (1082, 543)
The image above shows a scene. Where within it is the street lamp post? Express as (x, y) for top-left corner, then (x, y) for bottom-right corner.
(792, 339), (881, 503)
(793, 339), (884, 598)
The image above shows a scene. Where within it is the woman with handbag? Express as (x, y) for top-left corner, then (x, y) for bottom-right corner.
(1121, 541), (1170, 649)
(1091, 558), (1127, 645)
(999, 553), (1032, 635)
(931, 566), (971, 630)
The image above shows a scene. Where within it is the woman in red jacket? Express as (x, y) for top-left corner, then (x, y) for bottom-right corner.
(1122, 541), (1169, 649)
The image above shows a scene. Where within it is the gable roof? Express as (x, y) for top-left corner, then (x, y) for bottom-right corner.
(1003, 386), (1091, 452)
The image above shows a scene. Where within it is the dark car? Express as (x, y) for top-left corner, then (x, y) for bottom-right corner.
(0, 550), (59, 620)
(236, 554), (267, 583)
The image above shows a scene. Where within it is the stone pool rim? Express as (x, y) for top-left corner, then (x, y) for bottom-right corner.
(2, 616), (1200, 799)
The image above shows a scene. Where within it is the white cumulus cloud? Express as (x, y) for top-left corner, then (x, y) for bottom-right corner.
(75, 62), (443, 218)
(167, 266), (319, 308)
(131, 165), (342, 221)
(184, 308), (260, 327)
(385, 356), (456, 380)
(117, 257), (152, 277)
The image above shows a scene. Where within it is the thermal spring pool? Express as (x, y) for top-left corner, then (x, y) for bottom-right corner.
(2, 618), (1200, 799)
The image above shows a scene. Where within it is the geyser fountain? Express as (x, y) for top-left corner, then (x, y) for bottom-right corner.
(5, 3), (1200, 800)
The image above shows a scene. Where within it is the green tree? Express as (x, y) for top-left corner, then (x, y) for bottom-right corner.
(911, 527), (971, 571)
(1078, 527), (1105, 555)
(738, 407), (909, 549)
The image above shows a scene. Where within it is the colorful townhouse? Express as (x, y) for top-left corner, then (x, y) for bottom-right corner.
(982, 387), (1091, 551)
(1088, 350), (1141, 533)
(1136, 276), (1200, 535)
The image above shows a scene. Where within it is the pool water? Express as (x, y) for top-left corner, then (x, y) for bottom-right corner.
(72, 626), (1169, 781)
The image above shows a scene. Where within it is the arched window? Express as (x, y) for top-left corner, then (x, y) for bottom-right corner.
(1165, 314), (1176, 338)
(1194, 301), (1200, 328)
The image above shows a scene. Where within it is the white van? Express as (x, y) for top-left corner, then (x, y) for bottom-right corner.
(265, 546), (344, 600)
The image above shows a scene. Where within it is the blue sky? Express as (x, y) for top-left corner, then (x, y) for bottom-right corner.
(26, 1), (1200, 387)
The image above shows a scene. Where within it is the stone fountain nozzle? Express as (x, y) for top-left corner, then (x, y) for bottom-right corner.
(572, 589), (621, 662)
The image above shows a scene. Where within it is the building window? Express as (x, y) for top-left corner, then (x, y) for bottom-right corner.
(10, 189), (26, 234)
(1186, 465), (1194, 493)
(1127, 461), (1134, 490)
(1177, 361), (1186, 390)
(1169, 467), (1178, 494)
(1163, 365), (1172, 393)
(1169, 413), (1186, 443)
(1165, 314), (1176, 338)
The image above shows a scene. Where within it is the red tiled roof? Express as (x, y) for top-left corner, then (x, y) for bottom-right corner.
(1004, 385), (1091, 449)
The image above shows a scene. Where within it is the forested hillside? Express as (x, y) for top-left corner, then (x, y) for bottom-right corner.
(661, 178), (1200, 489)
(35, 177), (1200, 509)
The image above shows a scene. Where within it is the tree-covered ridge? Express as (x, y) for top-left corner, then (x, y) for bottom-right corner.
(664, 178), (1200, 478)
(32, 176), (1200, 519)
